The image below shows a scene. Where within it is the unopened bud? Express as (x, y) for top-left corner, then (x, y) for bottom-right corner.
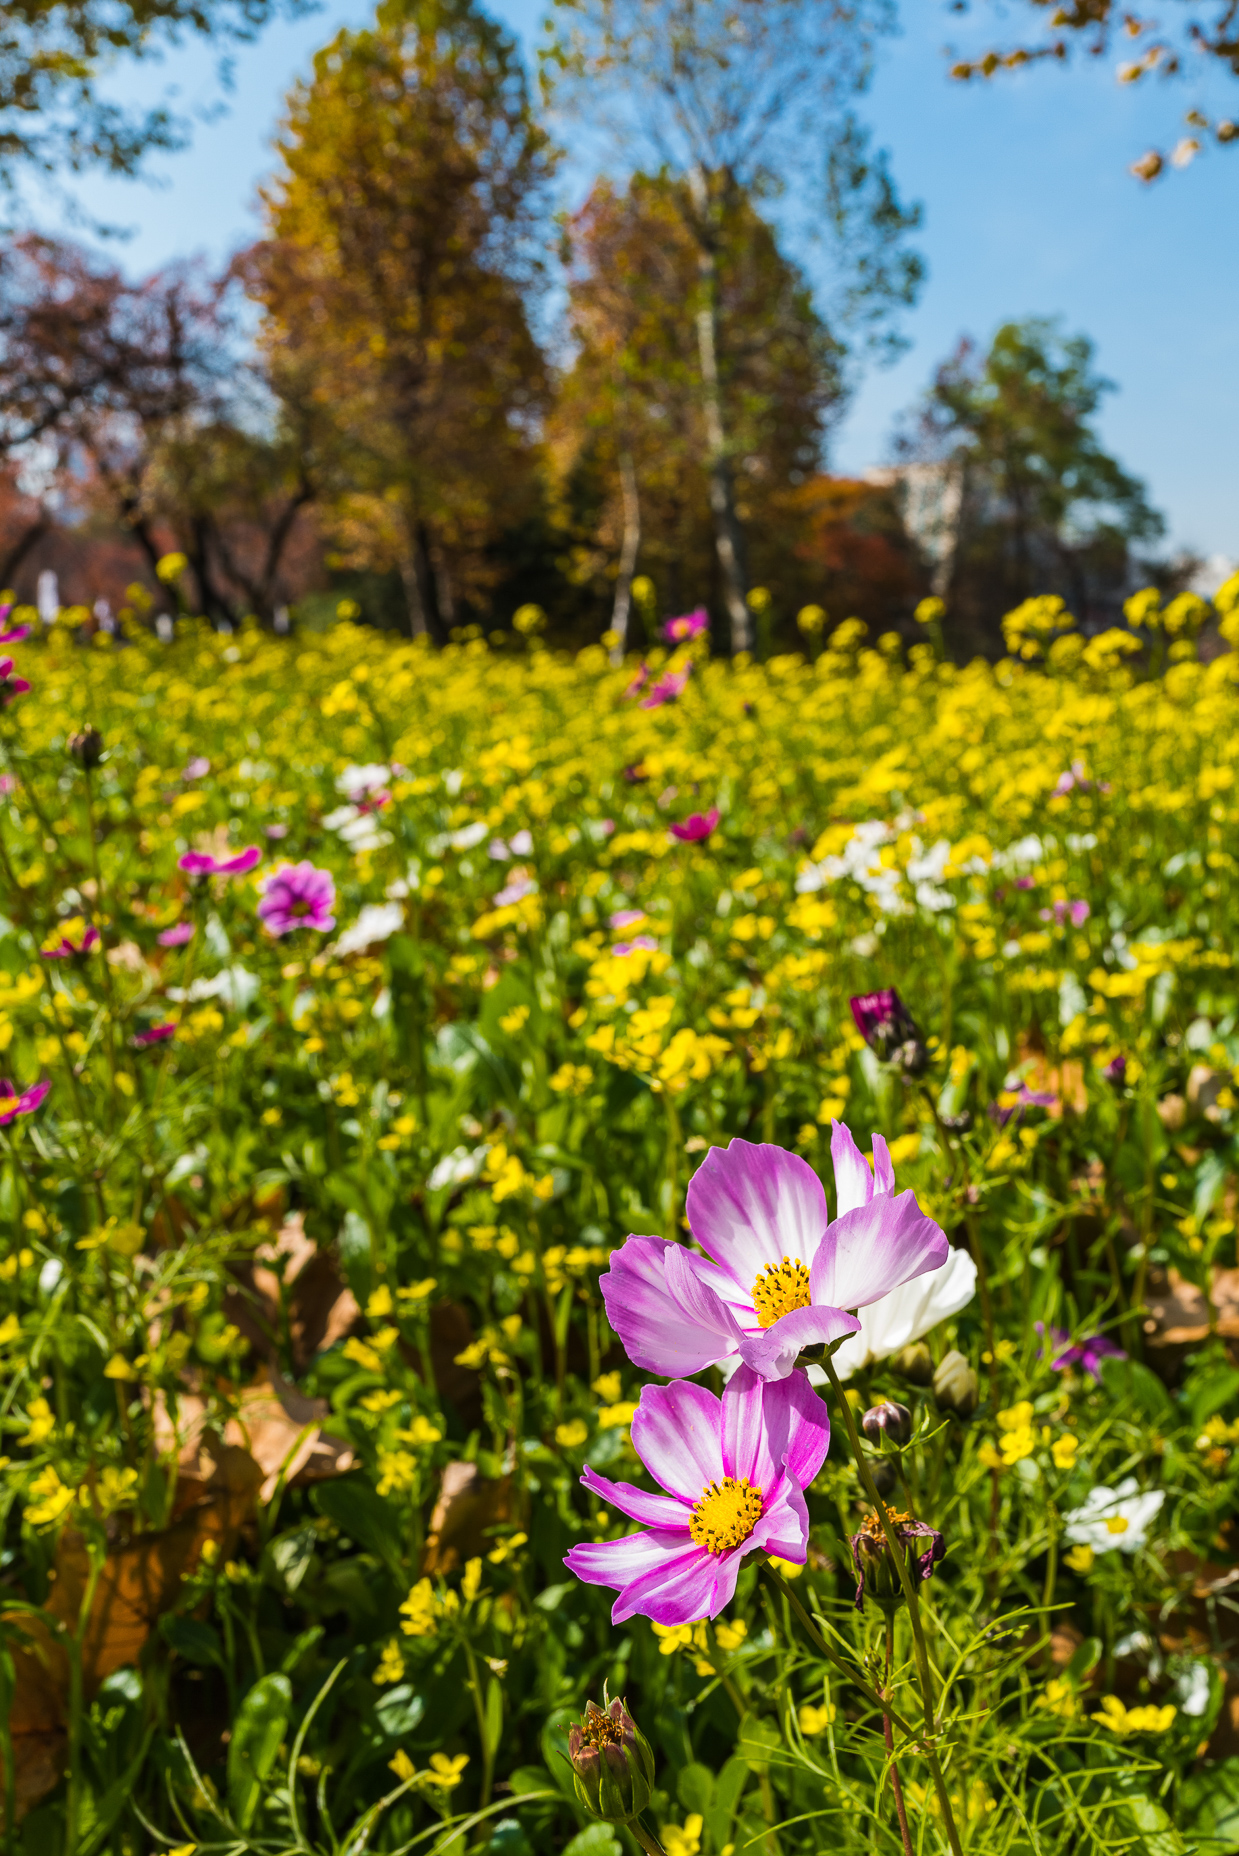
(862, 1401), (913, 1448)
(850, 1508), (945, 1614)
(849, 989), (929, 1077)
(891, 1342), (933, 1386)
(933, 1349), (978, 1418)
(69, 727), (104, 769)
(567, 1691), (654, 1824)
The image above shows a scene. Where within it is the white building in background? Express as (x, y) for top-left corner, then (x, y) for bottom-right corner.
(863, 460), (964, 595)
(1189, 554), (1238, 599)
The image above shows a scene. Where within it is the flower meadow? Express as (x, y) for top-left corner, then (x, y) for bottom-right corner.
(3, 589), (1239, 1854)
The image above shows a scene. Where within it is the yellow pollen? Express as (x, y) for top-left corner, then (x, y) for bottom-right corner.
(750, 1256), (811, 1328)
(689, 1477), (764, 1554)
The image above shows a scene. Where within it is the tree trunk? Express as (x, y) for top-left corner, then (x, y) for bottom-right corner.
(399, 555), (429, 640)
(400, 519), (446, 644)
(0, 518), (50, 592)
(609, 448), (642, 665)
(689, 169), (750, 654)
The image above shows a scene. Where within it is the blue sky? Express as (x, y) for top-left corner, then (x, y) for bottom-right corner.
(32, 0), (1239, 558)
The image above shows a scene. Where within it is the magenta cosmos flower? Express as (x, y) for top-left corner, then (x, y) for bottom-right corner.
(668, 808), (719, 844)
(157, 922), (194, 947)
(662, 608), (709, 644)
(179, 846), (261, 877)
(565, 1365), (829, 1624)
(132, 1023), (176, 1049)
(0, 1079), (50, 1125)
(0, 622), (30, 647)
(40, 919), (99, 959)
(1039, 1323), (1126, 1380)
(0, 658), (30, 705)
(641, 667), (691, 709)
(257, 861), (336, 936)
(601, 1127), (948, 1381)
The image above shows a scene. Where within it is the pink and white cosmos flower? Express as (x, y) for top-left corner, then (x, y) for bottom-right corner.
(565, 1364), (828, 1624)
(601, 1125), (948, 1381)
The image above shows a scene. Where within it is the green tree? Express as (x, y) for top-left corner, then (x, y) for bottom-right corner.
(550, 171), (844, 643)
(251, 0), (552, 640)
(541, 0), (921, 650)
(0, 0), (307, 197)
(903, 316), (1164, 653)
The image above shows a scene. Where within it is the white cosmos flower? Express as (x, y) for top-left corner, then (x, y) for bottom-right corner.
(829, 1245), (978, 1380)
(1063, 1478), (1165, 1554)
(334, 902), (404, 957)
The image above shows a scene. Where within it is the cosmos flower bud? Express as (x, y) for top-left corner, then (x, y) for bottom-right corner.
(862, 1401), (913, 1448)
(849, 990), (929, 1077)
(891, 1342), (934, 1386)
(850, 1508), (944, 1613)
(567, 1693), (654, 1824)
(69, 726), (104, 769)
(932, 1349), (978, 1418)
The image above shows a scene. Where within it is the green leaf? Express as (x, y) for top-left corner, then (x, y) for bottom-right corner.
(1099, 1355), (1176, 1422)
(226, 1672), (293, 1831)
(1180, 1757), (1239, 1851)
(159, 1615), (225, 1670)
(677, 1762), (715, 1818)
(312, 1476), (404, 1571)
(563, 1824), (622, 1856)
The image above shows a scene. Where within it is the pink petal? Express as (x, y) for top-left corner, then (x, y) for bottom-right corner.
(614, 1539), (742, 1625)
(630, 1381), (725, 1502)
(601, 1237), (739, 1376)
(663, 1246), (748, 1351)
(565, 1528), (681, 1597)
(810, 1190), (949, 1312)
(580, 1464), (691, 1532)
(748, 1478), (810, 1563)
(871, 1133), (895, 1197)
(686, 1139), (828, 1294)
(830, 1121), (876, 1217)
(735, 1303), (859, 1380)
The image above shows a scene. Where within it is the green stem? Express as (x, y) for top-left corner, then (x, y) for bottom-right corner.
(762, 1567), (916, 1740)
(884, 1616), (914, 1856)
(821, 1353), (965, 1856)
(631, 1822), (668, 1856)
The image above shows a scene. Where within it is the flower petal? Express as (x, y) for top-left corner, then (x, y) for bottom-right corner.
(601, 1236), (738, 1376)
(663, 1246), (748, 1352)
(630, 1381), (725, 1502)
(831, 1247), (978, 1379)
(830, 1121), (875, 1217)
(722, 1365), (830, 1491)
(810, 1190), (948, 1312)
(749, 1476), (810, 1564)
(735, 1303), (859, 1381)
(580, 1464), (691, 1531)
(564, 1528), (686, 1600)
(615, 1539), (743, 1624)
(687, 1139), (828, 1292)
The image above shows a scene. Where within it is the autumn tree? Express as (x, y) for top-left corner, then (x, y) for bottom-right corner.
(0, 0), (308, 198)
(542, 0), (921, 649)
(899, 317), (1164, 652)
(0, 234), (321, 622)
(251, 0), (552, 641)
(550, 172), (844, 639)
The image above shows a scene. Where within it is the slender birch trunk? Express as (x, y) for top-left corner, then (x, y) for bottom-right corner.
(609, 447), (642, 665)
(690, 168), (751, 653)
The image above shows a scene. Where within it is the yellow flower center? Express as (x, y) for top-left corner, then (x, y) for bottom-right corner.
(689, 1477), (764, 1554)
(1104, 1515), (1129, 1535)
(750, 1256), (811, 1328)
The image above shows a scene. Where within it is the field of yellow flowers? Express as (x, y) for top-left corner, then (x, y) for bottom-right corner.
(2, 584), (1239, 1855)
